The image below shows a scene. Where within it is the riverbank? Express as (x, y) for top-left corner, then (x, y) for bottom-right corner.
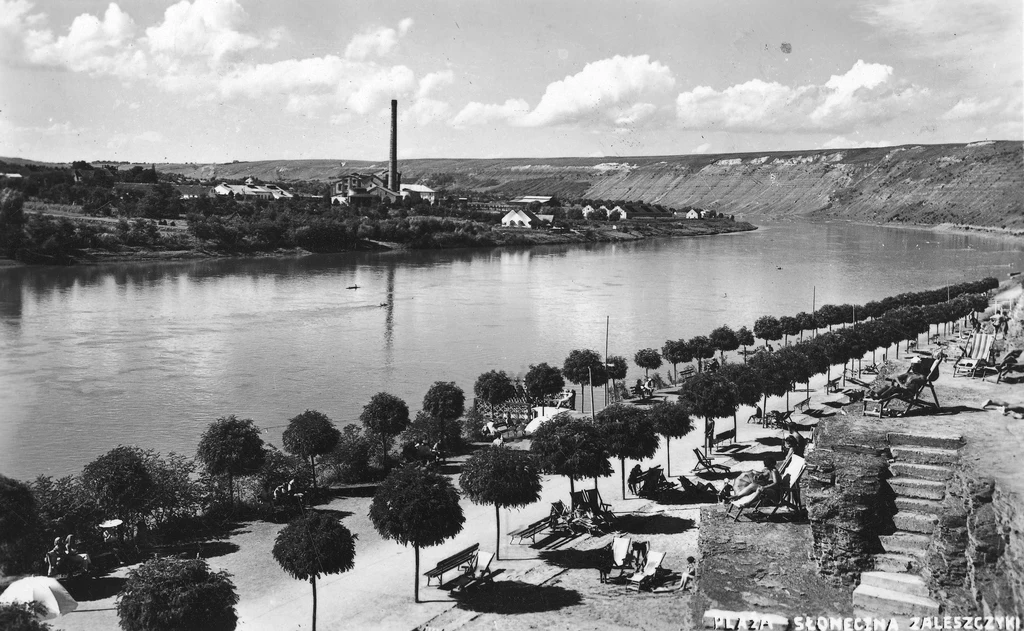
(2, 214), (756, 266)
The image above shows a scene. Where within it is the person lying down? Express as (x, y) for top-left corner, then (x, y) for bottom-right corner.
(981, 399), (1024, 419)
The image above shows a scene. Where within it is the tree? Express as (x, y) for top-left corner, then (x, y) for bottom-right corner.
(360, 393), (411, 466)
(646, 401), (695, 476)
(735, 327), (755, 361)
(604, 355), (628, 397)
(747, 352), (789, 412)
(794, 312), (816, 340)
(679, 372), (737, 453)
(422, 382), (465, 422)
(82, 446), (155, 533)
(718, 363), (763, 424)
(661, 339), (692, 381)
(687, 335), (715, 372)
(0, 188), (26, 259)
(282, 410), (341, 490)
(0, 602), (52, 631)
(272, 512), (356, 631)
(709, 325), (739, 362)
(322, 426), (373, 484)
(753, 315), (782, 348)
(0, 475), (41, 575)
(633, 348), (662, 377)
(473, 370), (516, 418)
(369, 466), (465, 603)
(562, 349), (608, 415)
(459, 446), (542, 560)
(117, 557), (238, 631)
(530, 413), (612, 494)
(524, 363), (565, 413)
(400, 410), (464, 459)
(196, 415), (266, 504)
(779, 316), (802, 346)
(595, 404), (659, 498)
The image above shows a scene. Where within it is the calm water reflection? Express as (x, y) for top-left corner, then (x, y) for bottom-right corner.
(1, 221), (1021, 479)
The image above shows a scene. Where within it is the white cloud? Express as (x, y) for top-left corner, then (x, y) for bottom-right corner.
(675, 60), (927, 132)
(145, 0), (266, 63)
(940, 97), (1003, 121)
(417, 70), (454, 99)
(450, 55), (674, 128)
(821, 136), (891, 149)
(27, 3), (145, 77)
(691, 143), (712, 154)
(345, 19), (413, 60)
(451, 99), (531, 128)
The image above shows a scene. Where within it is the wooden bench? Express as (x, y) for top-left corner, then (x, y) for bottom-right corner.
(712, 428), (736, 451)
(508, 517), (550, 545)
(825, 377), (842, 393)
(793, 396), (812, 412)
(678, 367), (696, 383)
(424, 543), (479, 587)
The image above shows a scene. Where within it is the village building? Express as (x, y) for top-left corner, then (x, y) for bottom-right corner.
(501, 208), (549, 228)
(213, 178), (293, 200)
(400, 183), (438, 204)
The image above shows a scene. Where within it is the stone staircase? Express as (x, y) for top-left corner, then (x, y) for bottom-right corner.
(852, 431), (964, 616)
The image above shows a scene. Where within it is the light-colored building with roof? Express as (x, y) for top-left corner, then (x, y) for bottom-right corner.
(212, 178), (294, 200)
(400, 183), (438, 204)
(501, 208), (547, 228)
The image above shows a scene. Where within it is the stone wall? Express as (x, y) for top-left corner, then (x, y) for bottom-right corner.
(805, 419), (894, 585)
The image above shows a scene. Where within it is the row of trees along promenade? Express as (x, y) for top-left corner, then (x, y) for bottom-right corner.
(0, 276), (999, 630)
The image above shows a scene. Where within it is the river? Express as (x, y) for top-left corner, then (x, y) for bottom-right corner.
(1, 221), (1021, 480)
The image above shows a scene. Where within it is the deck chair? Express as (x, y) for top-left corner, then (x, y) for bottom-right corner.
(581, 489), (614, 522)
(451, 550), (495, 591)
(599, 536), (634, 583)
(954, 333), (995, 377)
(692, 448), (731, 475)
(732, 455), (806, 521)
(863, 361), (940, 417)
(987, 349), (1022, 383)
(549, 500), (573, 532)
(627, 551), (667, 591)
(746, 406), (763, 424)
(636, 466), (676, 498)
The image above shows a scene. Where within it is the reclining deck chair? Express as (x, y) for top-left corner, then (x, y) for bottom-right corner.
(627, 550), (667, 591)
(549, 500), (574, 533)
(954, 333), (995, 378)
(582, 488), (615, 523)
(987, 349), (1022, 383)
(692, 448), (731, 475)
(599, 536), (634, 583)
(863, 359), (940, 418)
(637, 466), (676, 499)
(731, 455), (806, 521)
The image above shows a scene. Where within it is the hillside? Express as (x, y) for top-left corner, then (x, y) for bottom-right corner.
(9, 141), (1022, 229)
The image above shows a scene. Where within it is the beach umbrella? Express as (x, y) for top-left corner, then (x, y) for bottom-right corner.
(0, 576), (78, 620)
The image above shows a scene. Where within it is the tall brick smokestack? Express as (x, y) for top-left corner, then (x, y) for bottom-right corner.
(389, 99), (399, 191)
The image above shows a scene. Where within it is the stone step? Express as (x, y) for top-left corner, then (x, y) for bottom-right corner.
(873, 553), (919, 573)
(890, 462), (953, 482)
(880, 532), (931, 556)
(860, 571), (931, 598)
(890, 446), (959, 466)
(895, 496), (945, 516)
(889, 476), (946, 500)
(888, 432), (964, 451)
(853, 584), (941, 616)
(894, 511), (939, 534)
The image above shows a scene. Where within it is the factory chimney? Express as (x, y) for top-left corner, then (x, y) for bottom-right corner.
(389, 99), (399, 191)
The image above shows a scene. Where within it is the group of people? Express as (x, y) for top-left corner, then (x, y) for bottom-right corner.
(271, 478), (303, 506)
(633, 378), (656, 399)
(45, 534), (91, 577)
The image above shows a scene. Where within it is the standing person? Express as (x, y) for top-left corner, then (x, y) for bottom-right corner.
(627, 464), (644, 495)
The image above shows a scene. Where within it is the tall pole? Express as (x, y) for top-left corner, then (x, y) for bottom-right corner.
(812, 286), (816, 338)
(605, 316), (610, 406)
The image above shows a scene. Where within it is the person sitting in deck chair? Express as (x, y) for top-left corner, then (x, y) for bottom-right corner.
(730, 458), (782, 509)
(46, 537), (65, 577)
(873, 358), (932, 399)
(63, 534), (91, 575)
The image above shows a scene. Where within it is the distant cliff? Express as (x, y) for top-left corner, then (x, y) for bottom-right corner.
(158, 140), (1022, 229)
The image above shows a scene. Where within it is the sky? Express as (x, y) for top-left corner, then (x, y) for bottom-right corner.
(0, 0), (1021, 163)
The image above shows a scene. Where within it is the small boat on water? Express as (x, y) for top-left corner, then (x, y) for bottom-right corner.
(379, 303), (388, 307)
(346, 285), (359, 289)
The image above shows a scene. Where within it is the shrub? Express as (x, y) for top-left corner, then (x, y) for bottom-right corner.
(117, 557), (238, 631)
(322, 425), (374, 484)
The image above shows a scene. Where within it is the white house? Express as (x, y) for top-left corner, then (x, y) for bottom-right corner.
(581, 204), (598, 218)
(213, 178), (293, 200)
(501, 208), (546, 228)
(509, 195), (553, 206)
(400, 183), (438, 204)
(685, 209), (701, 219)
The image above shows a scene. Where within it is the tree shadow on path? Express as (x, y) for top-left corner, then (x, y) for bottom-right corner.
(453, 581), (582, 614)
